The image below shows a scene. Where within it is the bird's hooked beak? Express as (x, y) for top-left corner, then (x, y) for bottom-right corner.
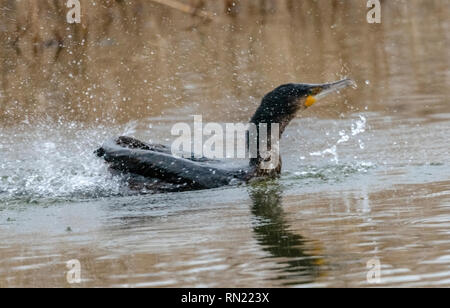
(305, 78), (357, 107)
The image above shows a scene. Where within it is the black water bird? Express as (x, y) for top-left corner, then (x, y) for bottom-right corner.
(96, 79), (355, 192)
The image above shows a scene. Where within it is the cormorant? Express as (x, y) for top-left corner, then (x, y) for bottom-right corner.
(96, 79), (355, 192)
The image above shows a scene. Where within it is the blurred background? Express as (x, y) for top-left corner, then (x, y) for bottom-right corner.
(0, 0), (448, 125)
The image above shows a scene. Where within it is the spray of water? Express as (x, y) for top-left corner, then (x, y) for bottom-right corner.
(310, 115), (367, 164)
(0, 122), (127, 204)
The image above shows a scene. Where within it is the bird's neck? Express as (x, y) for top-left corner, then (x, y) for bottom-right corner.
(248, 120), (286, 177)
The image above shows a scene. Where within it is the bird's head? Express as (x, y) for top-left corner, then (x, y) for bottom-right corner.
(251, 78), (356, 133)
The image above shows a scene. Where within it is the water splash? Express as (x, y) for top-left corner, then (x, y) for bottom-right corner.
(310, 145), (340, 164)
(310, 115), (367, 163)
(289, 161), (374, 182)
(0, 122), (127, 204)
(122, 120), (138, 136)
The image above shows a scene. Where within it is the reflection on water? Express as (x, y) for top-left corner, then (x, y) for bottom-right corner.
(249, 181), (322, 285)
(0, 0), (450, 288)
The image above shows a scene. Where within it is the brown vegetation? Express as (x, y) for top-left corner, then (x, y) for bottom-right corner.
(0, 0), (448, 124)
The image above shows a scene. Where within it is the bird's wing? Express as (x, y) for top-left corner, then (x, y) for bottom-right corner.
(113, 136), (218, 163)
(97, 137), (243, 189)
